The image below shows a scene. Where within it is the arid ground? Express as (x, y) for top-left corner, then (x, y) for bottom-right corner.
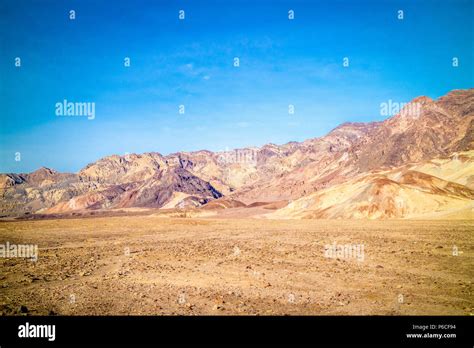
(0, 215), (472, 315)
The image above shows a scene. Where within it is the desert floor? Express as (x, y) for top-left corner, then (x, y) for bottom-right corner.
(0, 216), (472, 315)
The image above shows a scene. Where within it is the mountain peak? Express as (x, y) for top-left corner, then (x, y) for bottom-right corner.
(31, 167), (57, 175)
(411, 96), (434, 105)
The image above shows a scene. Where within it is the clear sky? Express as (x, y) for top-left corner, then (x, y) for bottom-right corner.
(1, 0), (473, 173)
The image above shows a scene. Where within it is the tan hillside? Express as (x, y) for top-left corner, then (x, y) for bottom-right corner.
(267, 151), (474, 220)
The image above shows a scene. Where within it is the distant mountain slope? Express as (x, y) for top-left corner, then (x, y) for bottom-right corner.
(231, 89), (474, 203)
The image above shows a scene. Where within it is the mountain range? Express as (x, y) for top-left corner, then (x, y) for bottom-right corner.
(1, 88), (473, 219)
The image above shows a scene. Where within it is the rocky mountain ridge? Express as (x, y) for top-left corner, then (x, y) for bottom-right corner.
(1, 88), (473, 219)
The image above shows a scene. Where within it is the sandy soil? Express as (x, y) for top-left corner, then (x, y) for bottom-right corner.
(0, 216), (472, 315)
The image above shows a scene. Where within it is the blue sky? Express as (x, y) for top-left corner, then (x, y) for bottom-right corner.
(1, 0), (473, 173)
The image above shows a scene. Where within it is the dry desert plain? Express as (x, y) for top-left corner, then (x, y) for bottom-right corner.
(0, 213), (473, 316)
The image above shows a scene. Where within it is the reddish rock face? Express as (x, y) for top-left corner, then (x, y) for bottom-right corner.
(1, 88), (473, 218)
